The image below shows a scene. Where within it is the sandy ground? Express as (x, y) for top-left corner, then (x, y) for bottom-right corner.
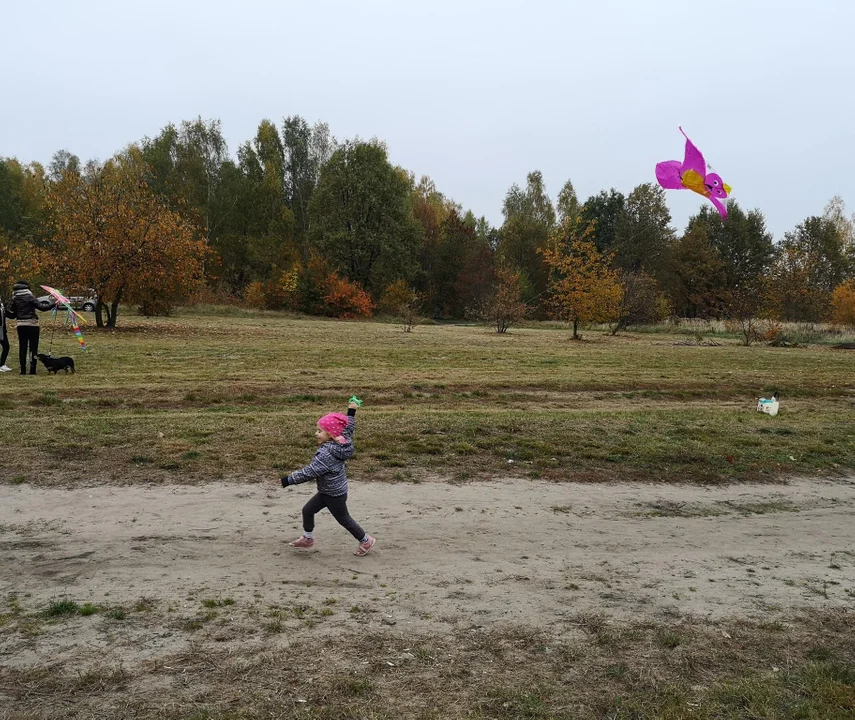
(3, 477), (853, 718)
(2, 477), (854, 636)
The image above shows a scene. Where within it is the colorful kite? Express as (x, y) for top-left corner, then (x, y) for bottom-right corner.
(40, 285), (88, 351)
(70, 318), (87, 351)
(655, 127), (731, 220)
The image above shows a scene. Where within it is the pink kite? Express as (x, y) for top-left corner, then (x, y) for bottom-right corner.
(656, 127), (731, 220)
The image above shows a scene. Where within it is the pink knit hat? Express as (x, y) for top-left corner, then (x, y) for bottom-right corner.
(318, 412), (348, 438)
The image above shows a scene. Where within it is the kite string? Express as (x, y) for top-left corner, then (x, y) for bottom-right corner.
(48, 307), (58, 357)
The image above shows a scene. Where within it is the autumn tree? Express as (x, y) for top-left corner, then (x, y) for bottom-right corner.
(497, 171), (556, 305)
(238, 121), (298, 279)
(541, 220), (622, 339)
(282, 116), (336, 246)
(612, 183), (675, 279)
(609, 271), (671, 335)
(579, 189), (625, 254)
(482, 266), (528, 333)
(0, 233), (41, 299)
(379, 280), (422, 332)
(309, 139), (419, 295)
(663, 223), (728, 319)
(685, 203), (775, 319)
(144, 118), (298, 295)
(1, 158), (51, 246)
(556, 180), (580, 227)
(774, 215), (852, 321)
(0, 158), (48, 296)
(730, 275), (776, 346)
(139, 118), (229, 236)
(46, 154), (207, 326)
(773, 242), (823, 322)
(831, 280), (855, 327)
(321, 273), (374, 319)
(172, 118), (229, 235)
(430, 209), (484, 318)
(48, 150), (81, 182)
(455, 228), (497, 319)
(410, 175), (453, 314)
(823, 195), (855, 273)
(140, 118), (237, 288)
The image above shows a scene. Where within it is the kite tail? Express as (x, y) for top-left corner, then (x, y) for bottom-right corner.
(71, 320), (87, 351)
(709, 195), (729, 221)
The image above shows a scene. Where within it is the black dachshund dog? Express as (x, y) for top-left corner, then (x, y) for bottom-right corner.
(36, 353), (75, 374)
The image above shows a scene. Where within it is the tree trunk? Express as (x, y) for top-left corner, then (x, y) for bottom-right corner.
(572, 318), (579, 339)
(96, 289), (123, 328)
(107, 288), (123, 328)
(106, 303), (117, 328)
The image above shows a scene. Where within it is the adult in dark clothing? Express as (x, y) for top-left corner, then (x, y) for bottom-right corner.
(0, 297), (11, 372)
(6, 280), (55, 375)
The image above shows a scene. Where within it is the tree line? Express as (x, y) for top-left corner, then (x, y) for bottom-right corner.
(1, 115), (854, 331)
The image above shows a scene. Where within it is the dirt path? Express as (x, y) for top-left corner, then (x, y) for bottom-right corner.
(2, 477), (853, 632)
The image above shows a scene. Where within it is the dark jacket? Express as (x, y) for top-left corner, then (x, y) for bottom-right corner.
(284, 409), (357, 497)
(7, 282), (54, 323)
(0, 301), (7, 342)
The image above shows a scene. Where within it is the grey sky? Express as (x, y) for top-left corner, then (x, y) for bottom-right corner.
(3, 0), (852, 239)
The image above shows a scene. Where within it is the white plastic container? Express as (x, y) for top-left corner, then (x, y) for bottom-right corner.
(757, 397), (779, 417)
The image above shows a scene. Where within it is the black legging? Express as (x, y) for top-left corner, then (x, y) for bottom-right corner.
(17, 325), (40, 374)
(0, 335), (8, 367)
(302, 492), (365, 540)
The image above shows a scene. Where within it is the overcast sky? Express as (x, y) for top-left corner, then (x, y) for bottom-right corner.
(3, 0), (852, 239)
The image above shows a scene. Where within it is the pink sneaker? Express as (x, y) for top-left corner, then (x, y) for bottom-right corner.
(289, 536), (314, 549)
(354, 535), (375, 557)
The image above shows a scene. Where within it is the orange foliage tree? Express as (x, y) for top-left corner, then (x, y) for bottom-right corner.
(832, 280), (855, 327)
(540, 220), (621, 339)
(243, 256), (373, 319)
(46, 155), (207, 326)
(243, 281), (267, 310)
(0, 235), (41, 299)
(321, 273), (374, 319)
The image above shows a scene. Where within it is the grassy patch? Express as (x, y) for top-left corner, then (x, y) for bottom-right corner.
(134, 597), (158, 613)
(1, 609), (851, 719)
(725, 499), (801, 515)
(45, 599), (79, 617)
(105, 606), (127, 620)
(633, 497), (805, 519)
(201, 597), (235, 608)
(1, 312), (853, 486)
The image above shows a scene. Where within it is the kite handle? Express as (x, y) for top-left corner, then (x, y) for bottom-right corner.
(348, 395), (364, 407)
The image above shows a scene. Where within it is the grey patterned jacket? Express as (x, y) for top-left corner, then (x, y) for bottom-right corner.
(284, 411), (356, 497)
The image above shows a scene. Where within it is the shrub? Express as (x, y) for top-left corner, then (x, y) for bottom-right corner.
(321, 274), (374, 319)
(244, 281), (266, 310)
(379, 280), (422, 331)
